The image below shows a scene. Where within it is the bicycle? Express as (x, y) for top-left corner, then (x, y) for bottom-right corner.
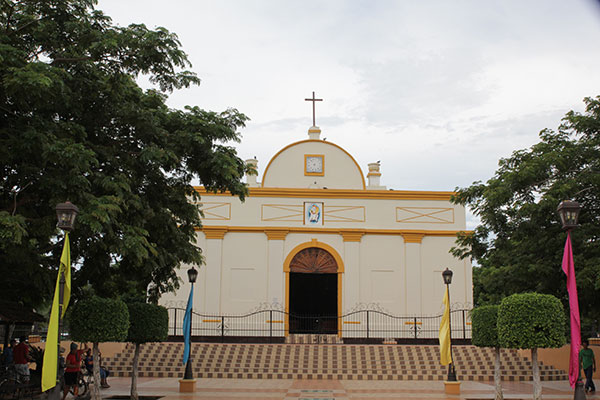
(0, 365), (36, 400)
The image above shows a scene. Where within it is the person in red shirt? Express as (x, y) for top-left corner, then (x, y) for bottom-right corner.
(13, 336), (30, 382)
(63, 342), (87, 400)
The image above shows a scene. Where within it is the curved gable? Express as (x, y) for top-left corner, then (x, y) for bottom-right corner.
(262, 140), (366, 190)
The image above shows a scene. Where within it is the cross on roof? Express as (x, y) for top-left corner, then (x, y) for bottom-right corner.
(304, 91), (323, 127)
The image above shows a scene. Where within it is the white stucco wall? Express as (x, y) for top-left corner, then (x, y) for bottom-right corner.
(158, 134), (473, 338)
(261, 140), (365, 190)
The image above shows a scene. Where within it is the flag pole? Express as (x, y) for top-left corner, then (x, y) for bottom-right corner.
(556, 200), (585, 399)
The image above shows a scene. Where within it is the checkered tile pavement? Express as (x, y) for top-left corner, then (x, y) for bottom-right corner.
(103, 342), (567, 382)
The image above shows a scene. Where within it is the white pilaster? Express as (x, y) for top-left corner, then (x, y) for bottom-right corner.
(203, 228), (226, 315)
(403, 233), (424, 315)
(341, 234), (362, 311)
(265, 230), (287, 306)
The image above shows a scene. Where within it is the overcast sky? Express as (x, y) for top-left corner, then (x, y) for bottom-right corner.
(97, 0), (600, 227)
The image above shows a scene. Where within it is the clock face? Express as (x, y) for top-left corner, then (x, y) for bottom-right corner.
(306, 156), (324, 174)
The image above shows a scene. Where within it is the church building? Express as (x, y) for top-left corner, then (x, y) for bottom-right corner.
(160, 104), (472, 339)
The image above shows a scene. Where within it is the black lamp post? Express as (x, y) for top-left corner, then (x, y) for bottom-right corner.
(557, 200), (581, 231)
(557, 200), (586, 400)
(442, 268), (457, 382)
(56, 201), (79, 231)
(51, 202), (78, 400)
(183, 266), (198, 380)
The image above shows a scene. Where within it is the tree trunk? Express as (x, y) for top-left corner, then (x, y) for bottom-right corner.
(131, 343), (141, 400)
(531, 348), (541, 400)
(494, 347), (503, 400)
(90, 343), (101, 400)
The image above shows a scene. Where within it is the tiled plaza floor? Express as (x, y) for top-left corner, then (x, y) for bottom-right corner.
(93, 377), (599, 400)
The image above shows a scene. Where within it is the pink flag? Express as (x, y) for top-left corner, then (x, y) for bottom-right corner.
(562, 232), (581, 388)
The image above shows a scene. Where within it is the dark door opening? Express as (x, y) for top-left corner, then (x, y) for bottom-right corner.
(289, 272), (337, 334)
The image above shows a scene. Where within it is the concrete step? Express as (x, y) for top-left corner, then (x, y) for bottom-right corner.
(103, 342), (568, 381)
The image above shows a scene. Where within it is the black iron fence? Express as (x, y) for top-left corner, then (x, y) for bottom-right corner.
(168, 308), (471, 341)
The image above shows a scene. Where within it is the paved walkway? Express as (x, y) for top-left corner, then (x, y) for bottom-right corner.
(94, 377), (598, 400)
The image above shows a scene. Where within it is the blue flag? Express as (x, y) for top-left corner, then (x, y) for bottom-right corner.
(182, 286), (193, 365)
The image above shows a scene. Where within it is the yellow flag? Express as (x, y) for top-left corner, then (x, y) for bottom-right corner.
(41, 233), (71, 392)
(439, 286), (452, 366)
(61, 234), (71, 317)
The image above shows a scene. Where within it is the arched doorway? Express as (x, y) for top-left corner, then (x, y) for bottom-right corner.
(284, 243), (342, 335)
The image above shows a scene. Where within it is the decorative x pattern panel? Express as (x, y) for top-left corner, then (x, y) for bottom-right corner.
(396, 207), (454, 224)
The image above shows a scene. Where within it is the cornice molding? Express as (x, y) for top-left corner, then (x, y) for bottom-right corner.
(202, 226), (227, 239)
(264, 229), (289, 240)
(340, 230), (365, 242)
(194, 186), (455, 201)
(401, 232), (426, 243)
(197, 225), (470, 240)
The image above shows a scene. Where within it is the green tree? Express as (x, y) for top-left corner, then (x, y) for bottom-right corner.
(451, 96), (600, 332)
(69, 296), (129, 400)
(126, 302), (168, 400)
(0, 0), (249, 308)
(498, 293), (566, 400)
(471, 305), (503, 400)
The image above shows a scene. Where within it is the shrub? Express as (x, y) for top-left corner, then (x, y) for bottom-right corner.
(126, 302), (169, 344)
(471, 305), (499, 348)
(498, 292), (566, 349)
(68, 296), (129, 342)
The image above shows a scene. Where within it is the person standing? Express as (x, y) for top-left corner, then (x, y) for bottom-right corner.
(63, 343), (86, 400)
(1, 339), (16, 366)
(13, 336), (30, 382)
(580, 339), (596, 393)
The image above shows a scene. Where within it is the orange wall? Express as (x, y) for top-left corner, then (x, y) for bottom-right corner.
(32, 341), (127, 358)
(518, 340), (599, 379)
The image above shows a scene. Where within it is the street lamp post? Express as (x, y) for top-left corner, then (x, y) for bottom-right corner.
(52, 201), (78, 400)
(557, 200), (586, 400)
(183, 266), (198, 380)
(442, 268), (457, 382)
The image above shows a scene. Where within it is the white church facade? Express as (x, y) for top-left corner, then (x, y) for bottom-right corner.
(160, 124), (472, 339)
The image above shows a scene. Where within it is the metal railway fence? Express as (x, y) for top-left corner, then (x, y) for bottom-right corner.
(167, 308), (471, 341)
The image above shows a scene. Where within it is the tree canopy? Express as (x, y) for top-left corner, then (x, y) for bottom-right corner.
(126, 302), (168, 344)
(0, 0), (250, 307)
(471, 305), (499, 348)
(452, 96), (600, 334)
(68, 296), (129, 343)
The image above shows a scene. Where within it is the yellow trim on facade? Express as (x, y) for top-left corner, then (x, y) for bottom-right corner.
(198, 225), (469, 239)
(284, 273), (289, 336)
(283, 239), (345, 273)
(366, 172), (382, 177)
(337, 273), (342, 337)
(396, 206), (455, 224)
(283, 239), (345, 337)
(326, 205), (366, 223)
(194, 186), (455, 201)
(401, 232), (426, 243)
(196, 202), (231, 220)
(264, 229), (289, 240)
(260, 140), (367, 189)
(261, 204), (303, 222)
(304, 154), (325, 176)
(340, 230), (365, 242)
(202, 226), (227, 239)
(343, 321), (361, 324)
